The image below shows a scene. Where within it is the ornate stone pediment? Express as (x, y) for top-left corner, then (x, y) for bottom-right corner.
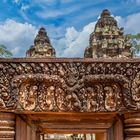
(0, 58), (140, 113)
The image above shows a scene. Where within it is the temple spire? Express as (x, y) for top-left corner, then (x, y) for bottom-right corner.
(26, 27), (56, 58)
(84, 9), (132, 58)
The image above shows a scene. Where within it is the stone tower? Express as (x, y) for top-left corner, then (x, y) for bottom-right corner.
(26, 27), (56, 58)
(84, 9), (132, 58)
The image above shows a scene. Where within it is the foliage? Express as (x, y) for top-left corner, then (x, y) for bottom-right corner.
(0, 44), (12, 57)
(126, 33), (140, 56)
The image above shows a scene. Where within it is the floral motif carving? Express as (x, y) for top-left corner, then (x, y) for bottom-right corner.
(12, 74), (64, 111)
(0, 59), (140, 112)
(132, 72), (140, 108)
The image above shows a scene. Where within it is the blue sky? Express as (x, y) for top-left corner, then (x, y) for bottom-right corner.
(0, 0), (140, 57)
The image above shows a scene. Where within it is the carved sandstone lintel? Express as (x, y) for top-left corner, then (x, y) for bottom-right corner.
(0, 59), (140, 112)
(10, 73), (135, 112)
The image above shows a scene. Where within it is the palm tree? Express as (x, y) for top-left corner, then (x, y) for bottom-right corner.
(0, 44), (12, 57)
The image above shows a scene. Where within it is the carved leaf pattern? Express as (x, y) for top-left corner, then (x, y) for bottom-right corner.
(132, 71), (140, 108)
(0, 60), (140, 112)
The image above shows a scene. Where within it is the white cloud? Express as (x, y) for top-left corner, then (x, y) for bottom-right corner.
(21, 4), (30, 11)
(0, 19), (37, 57)
(36, 1), (98, 20)
(53, 22), (96, 57)
(1, 12), (140, 58)
(136, 0), (140, 4)
(38, 11), (63, 19)
(54, 12), (140, 57)
(60, 0), (72, 3)
(125, 0), (140, 5)
(36, 4), (81, 19)
(116, 12), (140, 34)
(13, 0), (20, 3)
(33, 0), (57, 5)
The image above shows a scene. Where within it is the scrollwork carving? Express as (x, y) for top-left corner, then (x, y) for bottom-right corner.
(0, 60), (140, 112)
(12, 74), (64, 111)
(132, 72), (140, 108)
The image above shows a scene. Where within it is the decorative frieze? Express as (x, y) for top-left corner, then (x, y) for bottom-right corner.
(0, 59), (140, 112)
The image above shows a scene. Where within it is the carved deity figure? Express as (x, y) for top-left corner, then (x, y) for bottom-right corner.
(19, 84), (37, 110)
(104, 86), (116, 111)
(56, 87), (66, 111)
(39, 86), (55, 111)
(66, 91), (81, 111)
(86, 87), (98, 112)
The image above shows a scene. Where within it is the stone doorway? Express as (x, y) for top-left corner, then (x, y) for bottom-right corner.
(24, 113), (123, 140)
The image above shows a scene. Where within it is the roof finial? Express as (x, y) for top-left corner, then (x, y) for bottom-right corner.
(101, 9), (110, 17)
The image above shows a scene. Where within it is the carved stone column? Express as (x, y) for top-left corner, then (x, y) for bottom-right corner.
(124, 112), (140, 140)
(0, 113), (15, 140)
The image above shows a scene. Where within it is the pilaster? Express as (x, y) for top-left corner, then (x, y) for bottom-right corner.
(0, 113), (15, 140)
(124, 112), (140, 140)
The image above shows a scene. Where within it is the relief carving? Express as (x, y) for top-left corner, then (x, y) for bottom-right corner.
(0, 61), (140, 112)
(104, 85), (118, 111)
(132, 72), (140, 108)
(85, 87), (99, 112)
(38, 85), (56, 111)
(66, 91), (82, 111)
(55, 87), (66, 111)
(12, 74), (64, 111)
(19, 84), (37, 110)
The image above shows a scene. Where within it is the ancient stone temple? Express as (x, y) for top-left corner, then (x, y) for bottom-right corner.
(84, 9), (132, 58)
(0, 9), (140, 140)
(26, 27), (55, 58)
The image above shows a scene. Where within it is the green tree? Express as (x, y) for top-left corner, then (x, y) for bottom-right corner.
(0, 44), (12, 57)
(126, 33), (140, 56)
